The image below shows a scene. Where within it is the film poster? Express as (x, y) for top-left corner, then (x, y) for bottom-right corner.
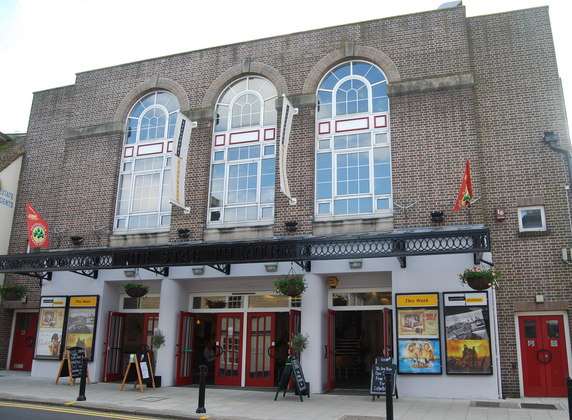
(35, 296), (67, 359)
(444, 292), (493, 375)
(396, 293), (442, 374)
(64, 296), (99, 360)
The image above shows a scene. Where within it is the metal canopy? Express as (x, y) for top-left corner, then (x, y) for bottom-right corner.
(0, 226), (490, 274)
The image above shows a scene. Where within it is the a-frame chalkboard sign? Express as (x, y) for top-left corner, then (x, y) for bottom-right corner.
(120, 351), (155, 392)
(370, 357), (398, 401)
(55, 347), (90, 385)
(274, 357), (310, 402)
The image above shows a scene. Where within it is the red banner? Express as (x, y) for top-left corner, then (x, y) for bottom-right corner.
(26, 203), (49, 249)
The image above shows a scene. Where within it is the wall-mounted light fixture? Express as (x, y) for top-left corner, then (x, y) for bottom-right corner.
(192, 266), (205, 276)
(265, 263), (278, 273)
(431, 211), (444, 223)
(543, 131), (560, 143)
(285, 221), (298, 232)
(70, 236), (84, 246)
(349, 260), (363, 269)
(177, 228), (191, 239)
(124, 268), (138, 278)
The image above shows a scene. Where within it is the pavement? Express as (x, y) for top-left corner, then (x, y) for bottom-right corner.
(0, 371), (569, 420)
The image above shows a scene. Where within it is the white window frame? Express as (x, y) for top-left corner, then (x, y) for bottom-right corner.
(188, 292), (300, 313)
(207, 76), (277, 228)
(517, 206), (547, 232)
(333, 75), (372, 117)
(137, 104), (169, 142)
(328, 287), (392, 311)
(316, 135), (394, 220)
(114, 91), (178, 234)
(230, 91), (265, 129)
(119, 293), (161, 313)
(315, 61), (392, 221)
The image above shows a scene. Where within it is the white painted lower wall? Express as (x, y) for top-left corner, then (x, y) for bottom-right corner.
(30, 253), (500, 399)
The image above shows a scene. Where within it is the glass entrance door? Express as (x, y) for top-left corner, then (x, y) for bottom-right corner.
(246, 313), (276, 387)
(214, 313), (242, 386)
(176, 311), (194, 385)
(103, 312), (125, 382)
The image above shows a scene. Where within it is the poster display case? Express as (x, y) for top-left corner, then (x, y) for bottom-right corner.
(443, 292), (493, 375)
(395, 293), (442, 374)
(64, 296), (99, 361)
(34, 296), (68, 360)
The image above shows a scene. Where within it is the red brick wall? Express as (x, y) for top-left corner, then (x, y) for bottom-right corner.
(469, 7), (571, 397)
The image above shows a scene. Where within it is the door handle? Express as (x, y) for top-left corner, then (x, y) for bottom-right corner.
(267, 346), (276, 358)
(324, 345), (328, 359)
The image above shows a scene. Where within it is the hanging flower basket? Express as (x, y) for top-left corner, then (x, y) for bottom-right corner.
(124, 283), (149, 298)
(0, 284), (27, 301)
(459, 266), (500, 291)
(274, 276), (307, 297)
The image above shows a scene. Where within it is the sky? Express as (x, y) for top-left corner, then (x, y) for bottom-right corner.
(0, 0), (570, 134)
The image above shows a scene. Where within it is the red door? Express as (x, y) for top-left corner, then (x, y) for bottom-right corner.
(246, 313), (276, 387)
(215, 313), (243, 386)
(289, 310), (301, 344)
(176, 312), (194, 385)
(519, 315), (569, 397)
(325, 309), (336, 391)
(143, 313), (159, 351)
(103, 312), (125, 382)
(10, 312), (38, 371)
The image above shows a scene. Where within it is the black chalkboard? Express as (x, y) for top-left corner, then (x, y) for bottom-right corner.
(274, 357), (309, 402)
(68, 347), (85, 379)
(290, 358), (307, 395)
(277, 364), (292, 390)
(370, 357), (397, 397)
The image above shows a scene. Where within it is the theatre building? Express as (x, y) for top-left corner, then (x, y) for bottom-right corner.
(0, 4), (571, 400)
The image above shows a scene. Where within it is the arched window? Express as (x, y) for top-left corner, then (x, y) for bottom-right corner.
(208, 76), (277, 225)
(315, 60), (391, 218)
(114, 91), (179, 232)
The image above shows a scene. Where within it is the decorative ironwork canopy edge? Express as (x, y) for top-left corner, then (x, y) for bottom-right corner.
(0, 227), (491, 274)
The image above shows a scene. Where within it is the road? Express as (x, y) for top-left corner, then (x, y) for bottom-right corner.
(0, 401), (166, 420)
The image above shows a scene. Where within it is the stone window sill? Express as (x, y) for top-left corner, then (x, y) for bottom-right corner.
(517, 229), (551, 238)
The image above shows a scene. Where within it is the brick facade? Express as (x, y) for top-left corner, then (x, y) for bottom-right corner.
(1, 6), (569, 397)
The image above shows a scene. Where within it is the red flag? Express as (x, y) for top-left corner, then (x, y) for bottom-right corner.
(26, 203), (49, 249)
(452, 160), (474, 212)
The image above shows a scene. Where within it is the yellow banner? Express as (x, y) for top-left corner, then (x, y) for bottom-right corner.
(69, 296), (98, 307)
(396, 294), (438, 308)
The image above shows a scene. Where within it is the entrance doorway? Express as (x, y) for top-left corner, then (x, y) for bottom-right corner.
(518, 314), (570, 397)
(103, 312), (159, 382)
(177, 303), (299, 387)
(330, 310), (389, 388)
(245, 312), (289, 387)
(10, 312), (38, 371)
(326, 289), (393, 391)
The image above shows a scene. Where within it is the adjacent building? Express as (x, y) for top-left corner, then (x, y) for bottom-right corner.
(0, 4), (570, 399)
(0, 132), (26, 369)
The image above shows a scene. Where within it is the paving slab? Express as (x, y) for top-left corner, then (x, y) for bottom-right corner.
(0, 372), (568, 420)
